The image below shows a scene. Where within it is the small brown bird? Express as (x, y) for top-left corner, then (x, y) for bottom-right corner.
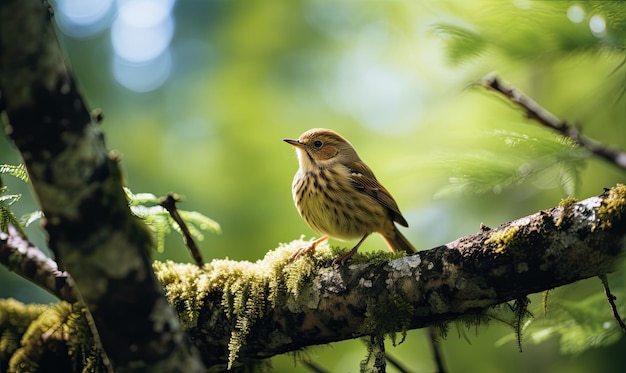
(284, 128), (416, 264)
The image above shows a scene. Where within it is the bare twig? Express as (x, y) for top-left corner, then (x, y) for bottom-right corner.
(480, 74), (626, 171)
(0, 224), (76, 302)
(428, 326), (447, 373)
(386, 352), (413, 373)
(302, 359), (331, 373)
(159, 193), (204, 267)
(598, 274), (626, 333)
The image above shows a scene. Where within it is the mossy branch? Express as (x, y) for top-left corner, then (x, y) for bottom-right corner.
(1, 185), (624, 371)
(152, 184), (625, 371)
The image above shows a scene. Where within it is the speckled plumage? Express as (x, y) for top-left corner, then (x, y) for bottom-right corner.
(284, 128), (416, 263)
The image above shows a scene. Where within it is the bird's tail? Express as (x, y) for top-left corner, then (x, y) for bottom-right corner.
(382, 226), (417, 254)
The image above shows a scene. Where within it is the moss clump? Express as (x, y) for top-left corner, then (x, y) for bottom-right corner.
(154, 237), (338, 369)
(357, 291), (414, 348)
(153, 237), (413, 368)
(485, 225), (521, 254)
(558, 197), (578, 209)
(0, 299), (49, 371)
(0, 299), (99, 373)
(597, 184), (626, 230)
(555, 197), (579, 227)
(557, 197), (579, 227)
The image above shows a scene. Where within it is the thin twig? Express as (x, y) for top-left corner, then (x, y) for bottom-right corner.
(428, 326), (447, 373)
(598, 274), (626, 333)
(479, 74), (626, 171)
(0, 224), (76, 302)
(386, 353), (413, 373)
(301, 359), (331, 373)
(159, 193), (204, 266)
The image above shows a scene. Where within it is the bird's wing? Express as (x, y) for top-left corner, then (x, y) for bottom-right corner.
(348, 162), (409, 227)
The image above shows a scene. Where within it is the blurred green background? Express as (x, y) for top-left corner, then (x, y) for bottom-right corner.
(2, 0), (626, 371)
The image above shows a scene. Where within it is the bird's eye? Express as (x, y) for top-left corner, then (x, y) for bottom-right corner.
(313, 140), (323, 148)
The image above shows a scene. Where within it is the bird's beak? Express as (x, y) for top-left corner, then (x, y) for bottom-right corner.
(283, 138), (304, 147)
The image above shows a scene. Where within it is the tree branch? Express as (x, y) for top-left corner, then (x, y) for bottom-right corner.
(480, 74), (626, 171)
(0, 0), (204, 371)
(0, 224), (76, 302)
(154, 184), (626, 371)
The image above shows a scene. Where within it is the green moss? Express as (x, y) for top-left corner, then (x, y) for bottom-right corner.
(1, 300), (99, 373)
(0, 298), (49, 371)
(153, 238), (416, 368)
(354, 249), (405, 266)
(558, 197), (578, 209)
(555, 198), (577, 227)
(355, 291), (415, 370)
(597, 184), (626, 230)
(153, 237), (338, 369)
(357, 292), (413, 344)
(557, 197), (579, 227)
(485, 225), (521, 254)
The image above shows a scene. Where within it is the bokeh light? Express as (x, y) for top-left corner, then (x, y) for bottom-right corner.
(111, 0), (175, 63)
(589, 14), (606, 36)
(567, 5), (585, 23)
(112, 50), (172, 92)
(56, 0), (115, 38)
(56, 0), (177, 92)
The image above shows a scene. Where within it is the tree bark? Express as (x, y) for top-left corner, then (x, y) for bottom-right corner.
(0, 0), (204, 371)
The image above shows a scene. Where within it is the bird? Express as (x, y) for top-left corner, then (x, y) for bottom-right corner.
(284, 128), (416, 264)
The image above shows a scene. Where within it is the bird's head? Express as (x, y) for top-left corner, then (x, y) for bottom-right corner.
(284, 128), (360, 170)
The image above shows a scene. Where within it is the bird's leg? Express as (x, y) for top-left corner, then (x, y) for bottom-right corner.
(332, 233), (369, 266)
(289, 235), (329, 262)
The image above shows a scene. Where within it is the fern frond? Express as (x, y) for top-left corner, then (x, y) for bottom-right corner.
(0, 164), (29, 183)
(126, 188), (221, 253)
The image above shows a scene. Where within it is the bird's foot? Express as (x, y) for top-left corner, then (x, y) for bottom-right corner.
(289, 235), (328, 262)
(331, 246), (359, 266)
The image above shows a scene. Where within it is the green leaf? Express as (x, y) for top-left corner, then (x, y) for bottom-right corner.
(0, 194), (21, 206)
(433, 24), (486, 64)
(126, 187), (221, 253)
(437, 124), (588, 198)
(0, 205), (26, 236)
(497, 291), (624, 354)
(0, 164), (29, 183)
(21, 210), (44, 227)
(124, 187), (159, 206)
(177, 210), (222, 239)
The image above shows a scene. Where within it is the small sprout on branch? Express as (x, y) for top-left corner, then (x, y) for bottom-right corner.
(159, 193), (204, 267)
(124, 187), (220, 258)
